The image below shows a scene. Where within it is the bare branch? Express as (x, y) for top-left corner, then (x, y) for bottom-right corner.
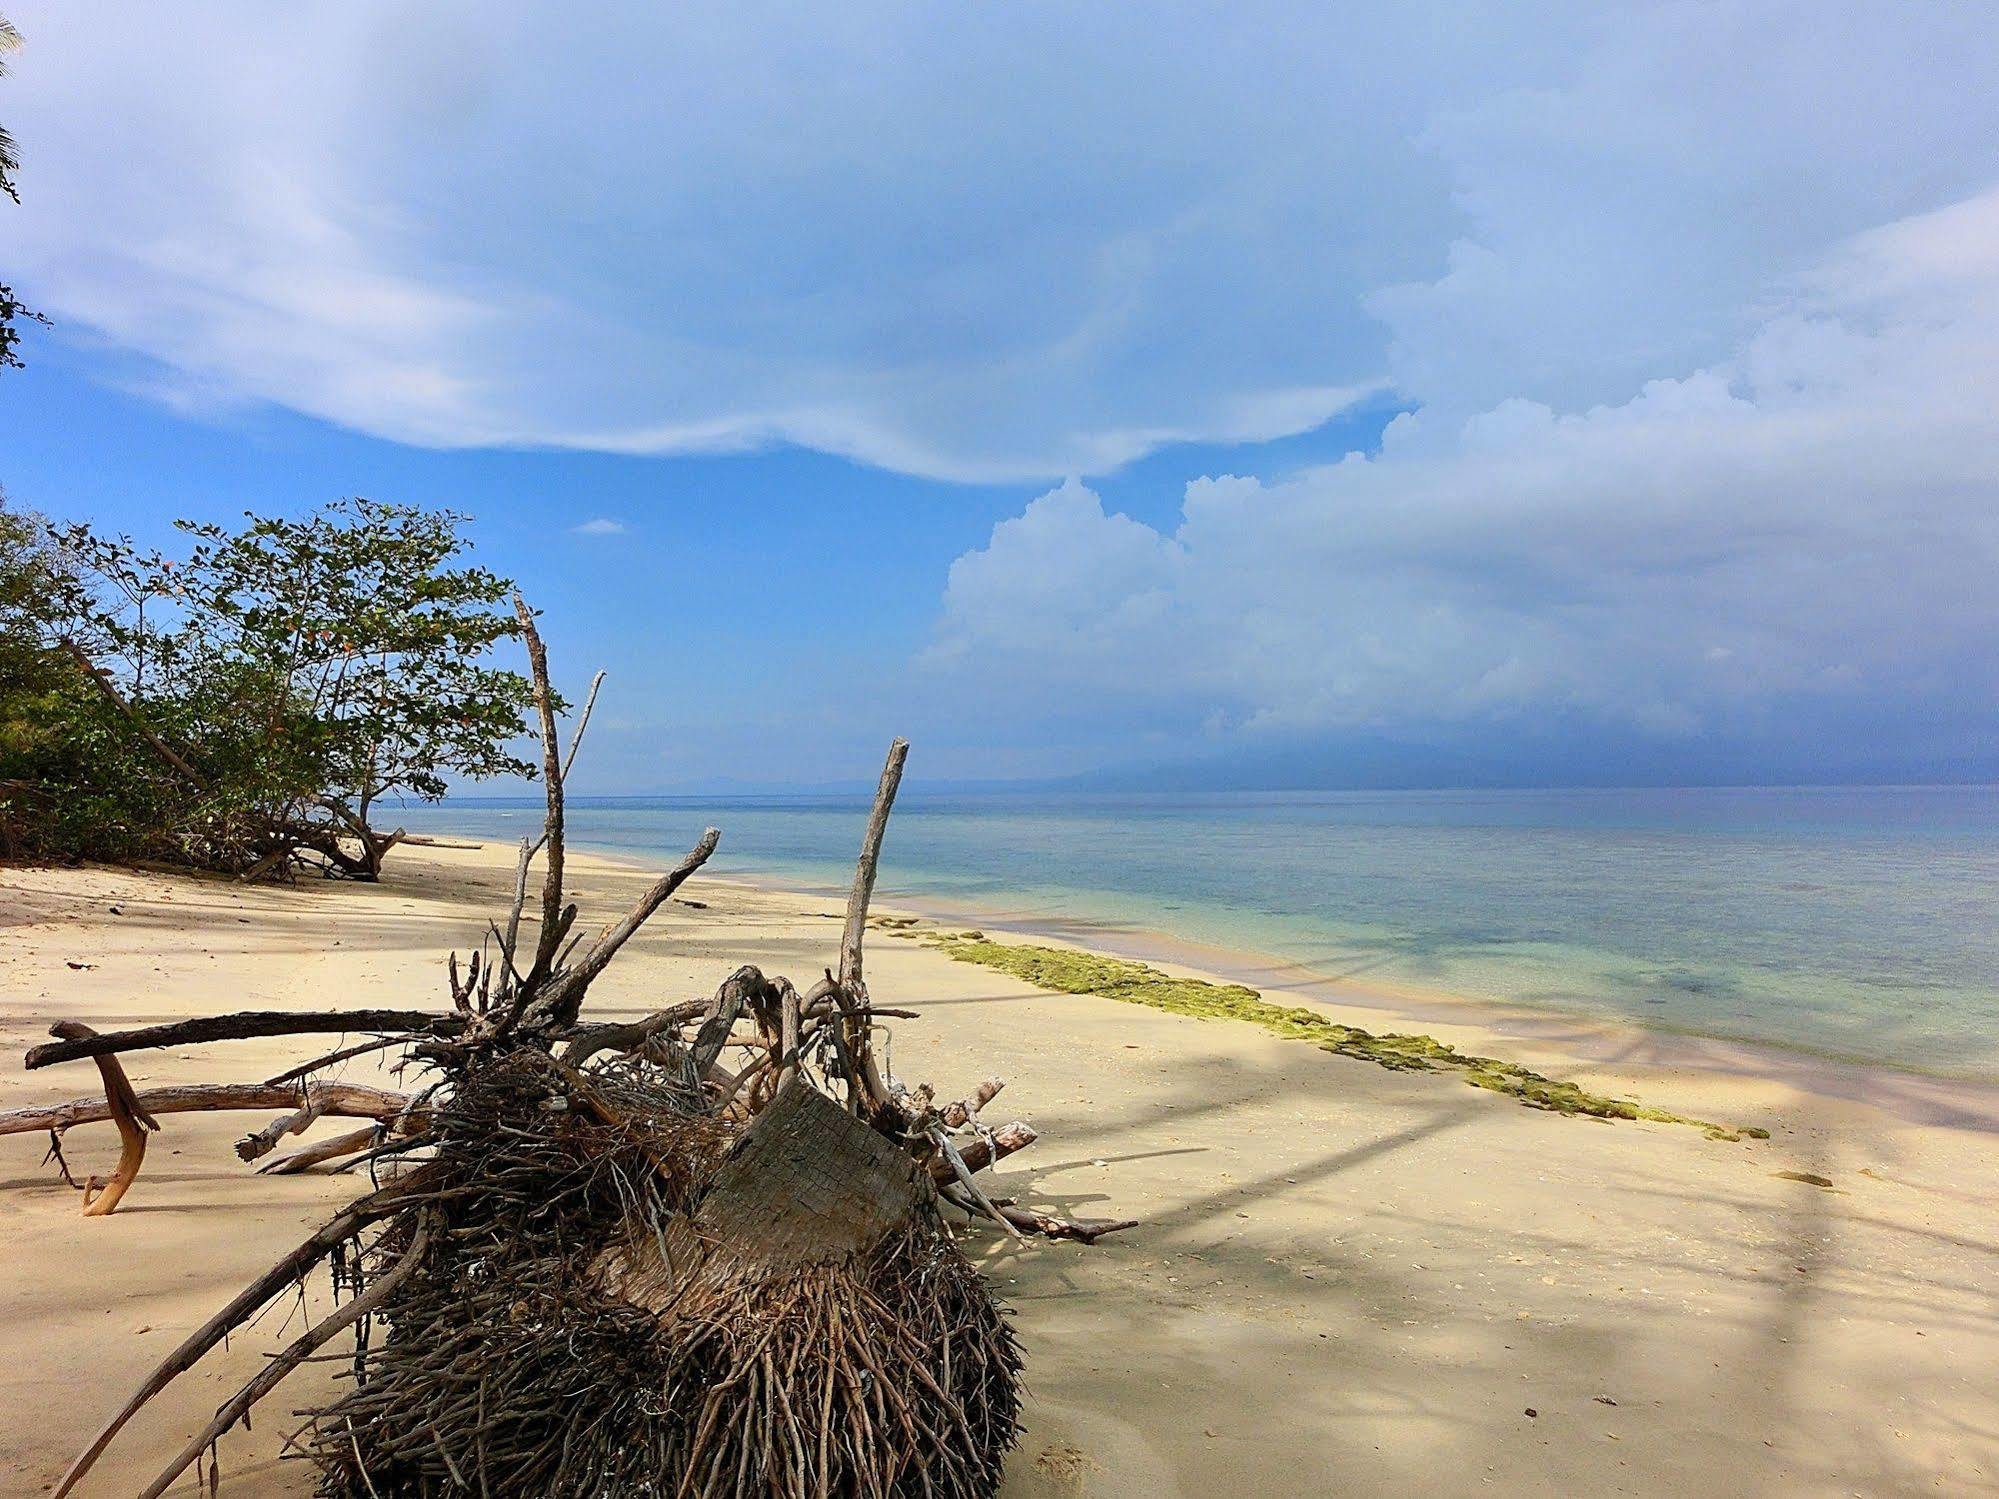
(513, 591), (566, 986)
(839, 737), (910, 990)
(25, 1011), (460, 1070)
(46, 1022), (160, 1217)
(0, 1081), (407, 1138)
(561, 668), (608, 781)
(50, 1168), (436, 1498)
(532, 827), (721, 1026)
(258, 1124), (383, 1175)
(939, 1077), (1005, 1128)
(134, 1215), (437, 1499)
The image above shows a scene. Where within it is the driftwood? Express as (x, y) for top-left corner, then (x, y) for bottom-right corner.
(25, 1010), (461, 1069)
(258, 1124), (383, 1174)
(52, 1169), (436, 1499)
(48, 1022), (159, 1216)
(0, 1080), (407, 1137)
(30, 593), (1129, 1498)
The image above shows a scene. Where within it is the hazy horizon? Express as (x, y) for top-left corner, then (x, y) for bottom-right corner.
(5, 4), (1995, 793)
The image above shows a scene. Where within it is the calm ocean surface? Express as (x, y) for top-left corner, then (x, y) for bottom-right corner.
(400, 787), (1999, 1081)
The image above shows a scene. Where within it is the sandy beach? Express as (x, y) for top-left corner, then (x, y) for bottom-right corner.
(4, 841), (1996, 1497)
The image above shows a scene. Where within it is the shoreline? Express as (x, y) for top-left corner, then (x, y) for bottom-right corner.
(550, 838), (1999, 1136)
(5, 842), (1999, 1496)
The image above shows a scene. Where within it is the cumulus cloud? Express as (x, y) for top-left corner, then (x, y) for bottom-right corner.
(8, 3), (1998, 480)
(928, 188), (1999, 769)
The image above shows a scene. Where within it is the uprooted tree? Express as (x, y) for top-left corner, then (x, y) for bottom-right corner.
(0, 495), (537, 877)
(11, 593), (1131, 1498)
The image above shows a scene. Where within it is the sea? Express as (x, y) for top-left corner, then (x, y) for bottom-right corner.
(397, 786), (1999, 1083)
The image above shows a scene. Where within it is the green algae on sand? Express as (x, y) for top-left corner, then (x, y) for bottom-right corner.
(920, 932), (1767, 1143)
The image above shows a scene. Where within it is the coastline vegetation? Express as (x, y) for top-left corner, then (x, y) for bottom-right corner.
(918, 930), (1768, 1141)
(0, 495), (535, 878)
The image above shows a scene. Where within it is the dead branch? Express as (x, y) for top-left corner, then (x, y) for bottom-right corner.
(838, 736), (909, 992)
(51, 1167), (436, 1499)
(928, 1119), (1037, 1182)
(514, 591), (567, 987)
(0, 1081), (408, 1138)
(830, 738), (909, 1120)
(46, 1022), (161, 1217)
(558, 998), (709, 1068)
(25, 1010), (461, 1070)
(264, 1035), (408, 1087)
(987, 1201), (1138, 1244)
(532, 827), (721, 1026)
(258, 1124), (383, 1175)
(932, 1126), (1022, 1238)
(940, 1077), (1005, 1127)
(134, 1212), (438, 1499)
(561, 668), (607, 780)
(233, 1079), (403, 1161)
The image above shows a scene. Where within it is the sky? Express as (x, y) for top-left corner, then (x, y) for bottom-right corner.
(3, 2), (1997, 792)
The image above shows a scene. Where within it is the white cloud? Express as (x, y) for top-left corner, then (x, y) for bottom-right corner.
(8, 3), (1998, 480)
(927, 188), (1999, 764)
(571, 517), (626, 536)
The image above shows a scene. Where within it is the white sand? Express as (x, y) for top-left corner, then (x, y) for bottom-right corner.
(3, 843), (1996, 1496)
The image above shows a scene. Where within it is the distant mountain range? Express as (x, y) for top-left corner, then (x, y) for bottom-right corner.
(550, 718), (1998, 799)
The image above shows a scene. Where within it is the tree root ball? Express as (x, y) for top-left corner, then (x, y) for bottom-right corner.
(306, 1057), (1023, 1499)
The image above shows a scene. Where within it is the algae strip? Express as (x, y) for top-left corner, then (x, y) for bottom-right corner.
(918, 931), (1767, 1142)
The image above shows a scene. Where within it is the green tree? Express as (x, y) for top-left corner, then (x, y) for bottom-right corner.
(13, 498), (539, 878)
(0, 492), (137, 858)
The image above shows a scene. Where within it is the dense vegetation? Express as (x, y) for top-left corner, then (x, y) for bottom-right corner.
(0, 494), (538, 878)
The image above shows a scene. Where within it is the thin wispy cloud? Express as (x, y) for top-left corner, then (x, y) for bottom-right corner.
(570, 517), (626, 536)
(14, 4), (1995, 485)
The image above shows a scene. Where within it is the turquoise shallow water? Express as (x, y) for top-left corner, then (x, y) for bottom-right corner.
(399, 786), (1999, 1082)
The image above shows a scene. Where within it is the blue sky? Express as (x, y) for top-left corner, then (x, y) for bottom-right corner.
(4, 3), (1997, 791)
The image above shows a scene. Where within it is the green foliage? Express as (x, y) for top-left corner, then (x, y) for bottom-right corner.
(0, 16), (21, 204)
(1, 495), (537, 877)
(0, 282), (44, 370)
(0, 495), (138, 857)
(0, 16), (44, 369)
(922, 931), (1768, 1141)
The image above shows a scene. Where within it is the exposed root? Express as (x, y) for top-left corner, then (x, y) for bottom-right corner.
(32, 618), (1125, 1497)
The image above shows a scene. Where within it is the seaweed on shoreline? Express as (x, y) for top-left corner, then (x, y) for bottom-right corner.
(919, 932), (1768, 1142)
